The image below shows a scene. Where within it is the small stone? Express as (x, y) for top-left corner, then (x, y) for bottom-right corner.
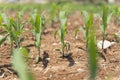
(63, 77), (66, 79)
(75, 62), (79, 64)
(97, 40), (116, 49)
(46, 58), (50, 61)
(34, 67), (42, 71)
(77, 68), (84, 73)
(49, 74), (52, 78)
(33, 64), (37, 68)
(52, 43), (58, 46)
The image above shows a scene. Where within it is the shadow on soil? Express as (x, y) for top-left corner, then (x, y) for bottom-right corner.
(60, 53), (75, 67)
(66, 53), (75, 67)
(42, 51), (49, 69)
(0, 64), (17, 76)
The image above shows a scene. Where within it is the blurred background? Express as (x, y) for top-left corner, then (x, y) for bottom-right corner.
(0, 0), (120, 4)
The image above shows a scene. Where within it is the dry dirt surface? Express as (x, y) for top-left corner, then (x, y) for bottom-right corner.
(0, 11), (120, 80)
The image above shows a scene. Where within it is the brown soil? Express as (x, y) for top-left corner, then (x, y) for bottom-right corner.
(0, 11), (120, 80)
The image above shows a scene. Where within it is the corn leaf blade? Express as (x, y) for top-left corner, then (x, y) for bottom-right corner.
(12, 48), (35, 80)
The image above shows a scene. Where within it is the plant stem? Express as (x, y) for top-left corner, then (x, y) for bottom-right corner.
(102, 33), (105, 50)
(62, 43), (65, 57)
(38, 46), (40, 57)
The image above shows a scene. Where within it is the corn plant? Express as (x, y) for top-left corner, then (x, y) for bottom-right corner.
(54, 11), (70, 58)
(31, 12), (45, 63)
(87, 14), (98, 80)
(10, 11), (24, 48)
(0, 13), (13, 54)
(75, 11), (91, 49)
(82, 14), (98, 80)
(12, 48), (35, 80)
(0, 12), (24, 54)
(100, 5), (113, 49)
(75, 11), (98, 80)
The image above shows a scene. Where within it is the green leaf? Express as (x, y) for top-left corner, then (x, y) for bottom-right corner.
(31, 12), (45, 59)
(35, 14), (41, 33)
(12, 48), (35, 80)
(107, 12), (113, 24)
(0, 15), (2, 25)
(10, 18), (17, 30)
(20, 47), (29, 58)
(86, 14), (93, 48)
(17, 11), (23, 20)
(59, 11), (66, 19)
(35, 33), (41, 47)
(87, 15), (97, 80)
(2, 24), (10, 33)
(1, 13), (11, 31)
(59, 10), (67, 54)
(103, 5), (108, 32)
(0, 34), (9, 46)
(88, 30), (97, 80)
(100, 25), (104, 34)
(55, 48), (61, 51)
(54, 30), (58, 39)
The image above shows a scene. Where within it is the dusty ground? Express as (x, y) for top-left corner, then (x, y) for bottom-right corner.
(0, 11), (120, 80)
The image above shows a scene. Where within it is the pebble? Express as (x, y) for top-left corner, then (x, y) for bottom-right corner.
(33, 64), (37, 68)
(77, 68), (84, 73)
(52, 43), (58, 46)
(97, 40), (116, 49)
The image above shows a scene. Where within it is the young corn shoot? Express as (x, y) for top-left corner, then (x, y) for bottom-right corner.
(87, 14), (98, 80)
(54, 11), (68, 58)
(59, 11), (68, 57)
(31, 12), (45, 63)
(12, 48), (35, 80)
(78, 11), (90, 49)
(1, 13), (14, 54)
(10, 11), (24, 48)
(0, 12), (24, 55)
(75, 11), (98, 80)
(101, 5), (113, 49)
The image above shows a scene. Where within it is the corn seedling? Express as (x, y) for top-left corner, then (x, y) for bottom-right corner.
(54, 11), (70, 58)
(12, 48), (35, 80)
(100, 5), (113, 49)
(0, 12), (24, 54)
(0, 13), (14, 53)
(75, 11), (91, 49)
(31, 11), (45, 63)
(10, 11), (24, 48)
(87, 14), (98, 80)
(75, 11), (98, 80)
(59, 11), (67, 57)
(81, 13), (98, 80)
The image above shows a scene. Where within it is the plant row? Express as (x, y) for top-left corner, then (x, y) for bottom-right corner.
(0, 5), (120, 80)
